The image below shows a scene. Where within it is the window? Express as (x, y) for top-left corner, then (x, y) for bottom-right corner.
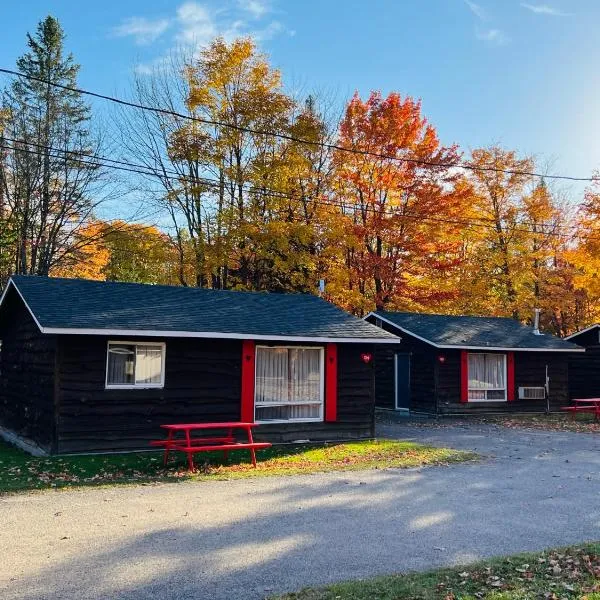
(255, 346), (324, 423)
(468, 353), (506, 401)
(106, 342), (165, 389)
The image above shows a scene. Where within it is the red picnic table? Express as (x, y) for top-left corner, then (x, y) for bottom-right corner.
(150, 422), (272, 471)
(561, 398), (600, 420)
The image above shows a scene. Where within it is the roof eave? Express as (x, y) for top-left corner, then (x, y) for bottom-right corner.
(0, 278), (45, 334)
(565, 324), (600, 340)
(40, 326), (400, 344)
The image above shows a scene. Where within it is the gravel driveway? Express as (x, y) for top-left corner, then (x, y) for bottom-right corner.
(2, 421), (600, 600)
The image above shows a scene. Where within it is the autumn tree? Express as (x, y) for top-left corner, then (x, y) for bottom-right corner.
(464, 147), (535, 319)
(0, 16), (107, 276)
(49, 221), (110, 280)
(100, 222), (180, 285)
(119, 38), (336, 293)
(330, 91), (470, 314)
(567, 177), (600, 328)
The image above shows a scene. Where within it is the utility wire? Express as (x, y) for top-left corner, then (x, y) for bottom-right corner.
(0, 137), (590, 240)
(0, 66), (597, 183)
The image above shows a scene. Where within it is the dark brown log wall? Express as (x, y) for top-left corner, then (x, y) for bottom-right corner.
(56, 337), (376, 452)
(569, 347), (600, 400)
(0, 287), (57, 450)
(438, 350), (570, 414)
(56, 336), (242, 453)
(367, 316), (436, 413)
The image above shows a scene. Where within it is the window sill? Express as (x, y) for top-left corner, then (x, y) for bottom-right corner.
(105, 385), (164, 390)
(467, 399), (507, 403)
(256, 418), (324, 424)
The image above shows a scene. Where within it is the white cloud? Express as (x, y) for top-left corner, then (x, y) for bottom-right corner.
(476, 28), (510, 45)
(464, 0), (486, 20)
(175, 2), (218, 45)
(238, 0), (269, 19)
(112, 16), (171, 45)
(521, 3), (571, 16)
(115, 2), (291, 75)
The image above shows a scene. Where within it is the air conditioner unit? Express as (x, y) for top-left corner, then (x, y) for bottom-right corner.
(518, 386), (546, 400)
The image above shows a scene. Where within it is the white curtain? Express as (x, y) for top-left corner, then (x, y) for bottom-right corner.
(107, 343), (163, 386)
(136, 345), (163, 384)
(107, 344), (135, 385)
(255, 347), (322, 421)
(468, 353), (505, 399)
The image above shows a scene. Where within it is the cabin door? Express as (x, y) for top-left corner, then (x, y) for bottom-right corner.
(395, 353), (411, 411)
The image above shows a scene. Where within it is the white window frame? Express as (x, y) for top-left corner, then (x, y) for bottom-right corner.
(105, 341), (166, 390)
(467, 352), (507, 403)
(254, 345), (325, 424)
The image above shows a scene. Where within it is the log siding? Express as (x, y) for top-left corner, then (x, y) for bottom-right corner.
(368, 314), (572, 415)
(0, 287), (57, 450)
(55, 336), (375, 453)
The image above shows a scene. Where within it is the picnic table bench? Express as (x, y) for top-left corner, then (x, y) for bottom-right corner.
(151, 422), (272, 471)
(561, 398), (600, 420)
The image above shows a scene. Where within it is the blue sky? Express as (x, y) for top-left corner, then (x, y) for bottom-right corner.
(1, 0), (598, 196)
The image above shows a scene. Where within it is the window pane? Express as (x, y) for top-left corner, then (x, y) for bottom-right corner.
(256, 347), (289, 404)
(255, 346), (323, 421)
(107, 345), (135, 385)
(487, 389), (506, 400)
(256, 404), (321, 422)
(468, 354), (505, 390)
(485, 355), (505, 389)
(136, 345), (163, 384)
(289, 348), (321, 403)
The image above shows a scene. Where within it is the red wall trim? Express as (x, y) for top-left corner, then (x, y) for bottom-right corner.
(460, 350), (469, 403)
(507, 351), (515, 402)
(325, 343), (338, 422)
(241, 340), (256, 422)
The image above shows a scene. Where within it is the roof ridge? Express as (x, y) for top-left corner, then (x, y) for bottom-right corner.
(10, 274), (324, 300)
(377, 310), (521, 322)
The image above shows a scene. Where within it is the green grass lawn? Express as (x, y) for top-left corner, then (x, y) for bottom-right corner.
(273, 543), (600, 600)
(0, 438), (475, 494)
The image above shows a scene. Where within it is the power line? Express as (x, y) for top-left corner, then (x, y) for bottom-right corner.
(0, 66), (597, 183)
(0, 137), (592, 240)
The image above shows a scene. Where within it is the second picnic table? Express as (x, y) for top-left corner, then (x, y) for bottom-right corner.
(151, 422), (272, 471)
(561, 398), (600, 420)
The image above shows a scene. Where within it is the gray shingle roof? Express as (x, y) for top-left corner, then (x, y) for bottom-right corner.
(373, 311), (582, 351)
(6, 276), (398, 343)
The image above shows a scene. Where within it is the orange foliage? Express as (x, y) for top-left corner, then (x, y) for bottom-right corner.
(330, 91), (471, 314)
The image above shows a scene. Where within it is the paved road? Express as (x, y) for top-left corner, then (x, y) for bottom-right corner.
(2, 422), (600, 600)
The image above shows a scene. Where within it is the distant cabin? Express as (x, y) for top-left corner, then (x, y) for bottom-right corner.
(365, 311), (583, 415)
(0, 276), (398, 455)
(565, 324), (600, 400)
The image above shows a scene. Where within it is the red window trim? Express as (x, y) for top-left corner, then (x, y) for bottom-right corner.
(462, 351), (513, 403)
(241, 340), (256, 422)
(507, 351), (515, 402)
(460, 350), (469, 403)
(325, 343), (338, 422)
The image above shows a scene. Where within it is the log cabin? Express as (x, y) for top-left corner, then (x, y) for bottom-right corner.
(365, 311), (583, 415)
(565, 324), (600, 400)
(0, 276), (399, 454)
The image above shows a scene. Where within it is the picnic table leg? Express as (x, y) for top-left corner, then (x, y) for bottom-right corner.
(223, 428), (233, 462)
(186, 450), (194, 472)
(247, 426), (257, 468)
(185, 429), (194, 472)
(164, 429), (173, 465)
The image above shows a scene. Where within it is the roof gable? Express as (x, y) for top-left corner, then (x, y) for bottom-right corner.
(564, 324), (600, 343)
(368, 311), (583, 352)
(2, 276), (399, 343)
